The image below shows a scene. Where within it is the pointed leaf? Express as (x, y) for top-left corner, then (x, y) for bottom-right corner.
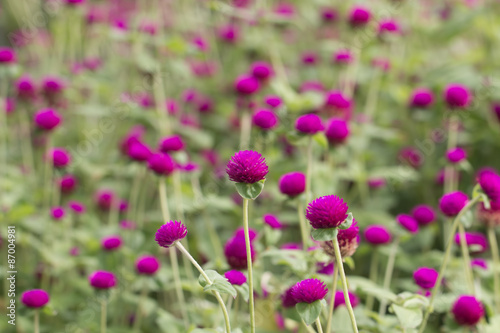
(311, 228), (338, 241)
(391, 304), (423, 328)
(338, 213), (353, 230)
(296, 300), (323, 326)
(235, 180), (265, 200)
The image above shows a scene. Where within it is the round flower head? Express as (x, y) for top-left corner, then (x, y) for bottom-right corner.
(34, 108), (62, 131)
(218, 24), (240, 43)
(300, 81), (324, 93)
(120, 220), (136, 230)
(333, 50), (353, 65)
(147, 153), (175, 176)
(454, 232), (488, 254)
(325, 118), (350, 145)
(95, 189), (114, 211)
(446, 147), (467, 164)
(477, 170), (500, 202)
(250, 61), (274, 81)
(224, 270), (247, 285)
(396, 214), (419, 234)
(364, 225), (392, 245)
(59, 174), (77, 194)
(325, 90), (351, 110)
(101, 235), (123, 251)
(398, 147), (423, 169)
(89, 270), (117, 289)
(306, 195), (348, 229)
(21, 289), (49, 308)
(291, 278), (328, 304)
(471, 258), (488, 270)
(316, 262), (334, 275)
(301, 51), (319, 66)
(451, 295), (484, 326)
(321, 7), (338, 23)
(265, 95), (282, 108)
(323, 219), (359, 258)
(233, 227), (258, 241)
(282, 286), (298, 308)
(226, 150), (268, 184)
(49, 148), (71, 168)
(348, 6), (371, 27)
(5, 98), (15, 114)
(439, 191), (468, 217)
(42, 76), (65, 97)
(411, 205), (436, 226)
(65, 0), (85, 4)
(69, 201), (86, 214)
(0, 47), (16, 64)
(279, 171), (306, 197)
(155, 221), (188, 248)
(295, 114), (324, 134)
(136, 255), (160, 275)
(368, 178), (386, 189)
(234, 74), (260, 95)
(263, 214), (283, 229)
(492, 103), (500, 122)
(252, 109), (278, 130)
(410, 88), (434, 108)
(16, 75), (37, 100)
(333, 290), (359, 309)
(378, 19), (400, 35)
(51, 206), (65, 220)
(413, 267), (439, 289)
(224, 235), (256, 270)
(444, 84), (471, 109)
(128, 141), (152, 162)
(159, 135), (185, 153)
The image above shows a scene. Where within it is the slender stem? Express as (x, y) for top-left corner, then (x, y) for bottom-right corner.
(325, 264), (339, 333)
(488, 226), (500, 312)
(242, 198), (256, 333)
(365, 248), (379, 311)
(101, 300), (107, 333)
(297, 199), (310, 250)
(153, 66), (170, 135)
(379, 237), (400, 316)
(239, 110), (251, 150)
(418, 196), (481, 333)
(173, 171), (185, 221)
(128, 164), (145, 222)
(443, 114), (459, 247)
(133, 280), (149, 331)
(306, 136), (313, 203)
(175, 242), (231, 333)
(158, 179), (171, 221)
(43, 136), (53, 208)
(457, 223), (475, 295)
(34, 309), (40, 333)
(332, 237), (359, 333)
(170, 249), (189, 328)
(302, 320), (317, 333)
(315, 318), (324, 333)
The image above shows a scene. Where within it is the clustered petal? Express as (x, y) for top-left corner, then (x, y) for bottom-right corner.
(291, 278), (328, 304)
(155, 221), (188, 248)
(306, 195), (348, 229)
(226, 150), (269, 184)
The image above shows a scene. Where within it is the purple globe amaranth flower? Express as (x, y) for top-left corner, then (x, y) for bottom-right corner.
(325, 118), (350, 145)
(234, 74), (260, 95)
(451, 295), (484, 326)
(378, 19), (400, 35)
(136, 255), (160, 275)
(155, 221), (188, 248)
(477, 170), (500, 202)
(233, 227), (258, 241)
(120, 220), (137, 230)
(0, 47), (17, 64)
(226, 150), (268, 184)
(224, 270), (247, 285)
(218, 24), (240, 43)
(101, 235), (123, 251)
(413, 267), (439, 289)
(491, 103), (500, 122)
(321, 7), (338, 23)
(16, 75), (37, 101)
(273, 2), (295, 18)
(410, 88), (434, 108)
(291, 278), (328, 304)
(119, 125), (145, 155)
(396, 214), (419, 234)
(364, 225), (392, 245)
(224, 235), (256, 270)
(263, 214), (283, 229)
(250, 61), (274, 82)
(279, 171), (306, 197)
(21, 289), (49, 308)
(265, 95), (282, 108)
(295, 114), (324, 134)
(301, 51), (319, 66)
(65, 0), (85, 4)
(300, 80), (324, 93)
(51, 206), (65, 220)
(5, 98), (15, 114)
(333, 290), (359, 309)
(333, 50), (353, 65)
(128, 141), (152, 162)
(444, 84), (471, 109)
(412, 205), (436, 226)
(95, 189), (114, 211)
(282, 286), (298, 308)
(446, 147), (467, 164)
(34, 108), (62, 131)
(49, 148), (71, 168)
(324, 91), (351, 111)
(348, 6), (371, 27)
(252, 109), (278, 130)
(69, 201), (86, 214)
(471, 258), (488, 270)
(306, 195), (348, 229)
(89, 270), (117, 289)
(158, 135), (185, 153)
(368, 178), (386, 189)
(323, 219), (359, 258)
(439, 191), (468, 217)
(147, 153), (175, 176)
(454, 232), (488, 254)
(59, 174), (77, 194)
(398, 147), (423, 169)
(42, 76), (65, 98)
(316, 262), (334, 275)
(477, 200), (500, 227)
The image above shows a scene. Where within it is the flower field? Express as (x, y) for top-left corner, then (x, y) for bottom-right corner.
(1, 0), (500, 332)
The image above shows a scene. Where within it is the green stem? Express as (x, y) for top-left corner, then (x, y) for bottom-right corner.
(175, 242), (232, 333)
(315, 318), (324, 333)
(418, 196), (481, 333)
(325, 264), (339, 333)
(158, 179), (171, 221)
(35, 309), (40, 333)
(457, 223), (475, 295)
(239, 110), (251, 150)
(242, 198), (256, 333)
(378, 237), (400, 316)
(332, 236), (359, 333)
(133, 280), (148, 331)
(365, 248), (379, 311)
(101, 300), (107, 333)
(297, 200), (310, 250)
(153, 66), (170, 135)
(128, 164), (145, 223)
(169, 248), (189, 328)
(306, 136), (313, 203)
(488, 226), (500, 312)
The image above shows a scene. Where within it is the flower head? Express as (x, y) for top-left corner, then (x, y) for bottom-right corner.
(306, 195), (348, 229)
(413, 267), (438, 289)
(333, 290), (359, 309)
(439, 191), (468, 217)
(279, 171), (306, 197)
(446, 147), (467, 164)
(411, 205), (436, 226)
(16, 75), (37, 101)
(263, 214), (283, 229)
(281, 286), (298, 308)
(101, 235), (123, 251)
(224, 235), (256, 270)
(396, 214), (419, 234)
(444, 84), (471, 109)
(226, 150), (268, 184)
(147, 153), (175, 176)
(321, 7), (338, 23)
(378, 19), (400, 35)
(224, 270), (247, 285)
(250, 61), (274, 81)
(410, 88), (434, 108)
(218, 24), (240, 43)
(155, 221), (188, 248)
(95, 189), (114, 210)
(51, 206), (65, 220)
(0, 47), (16, 64)
(364, 225), (392, 245)
(399, 147), (423, 169)
(234, 74), (260, 95)
(477, 170), (500, 202)
(159, 135), (185, 153)
(49, 148), (71, 168)
(21, 289), (49, 308)
(34, 108), (62, 131)
(325, 118), (350, 145)
(265, 95), (282, 108)
(454, 232), (488, 254)
(471, 258), (488, 270)
(89, 271), (117, 289)
(295, 114), (324, 134)
(136, 255), (160, 275)
(252, 109), (278, 130)
(128, 141), (152, 162)
(69, 201), (86, 214)
(323, 219), (359, 258)
(59, 174), (77, 194)
(451, 295), (484, 326)
(291, 278), (328, 304)
(348, 6), (371, 27)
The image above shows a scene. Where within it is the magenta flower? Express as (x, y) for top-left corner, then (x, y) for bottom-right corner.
(42, 76), (65, 98)
(34, 108), (62, 131)
(0, 47), (16, 64)
(224, 235), (256, 270)
(398, 147), (423, 169)
(451, 295), (484, 326)
(444, 84), (471, 109)
(147, 153), (175, 176)
(226, 150), (268, 184)
(396, 214), (419, 234)
(477, 170), (500, 202)
(279, 171), (306, 197)
(89, 271), (117, 289)
(155, 221), (188, 248)
(321, 7), (338, 23)
(325, 118), (350, 144)
(224, 270), (247, 285)
(51, 206), (65, 220)
(446, 147), (467, 164)
(333, 290), (359, 309)
(68, 201), (86, 214)
(252, 109), (278, 130)
(281, 287), (298, 308)
(16, 75), (37, 101)
(120, 220), (137, 230)
(333, 50), (353, 65)
(411, 205), (436, 226)
(316, 262), (334, 275)
(306, 195), (348, 229)
(410, 88), (434, 108)
(471, 258), (488, 270)
(439, 191), (468, 217)
(291, 278), (328, 304)
(378, 19), (400, 35)
(265, 95), (282, 108)
(136, 255), (160, 275)
(263, 214), (283, 229)
(20, 289), (49, 308)
(295, 114), (324, 134)
(101, 235), (123, 251)
(234, 74), (260, 95)
(368, 178), (386, 189)
(49, 148), (71, 168)
(218, 24), (240, 43)
(128, 141), (152, 162)
(232, 227), (258, 241)
(95, 189), (114, 210)
(323, 220), (360, 258)
(348, 6), (371, 27)
(364, 225), (392, 245)
(492, 103), (500, 122)
(250, 61), (274, 81)
(454, 232), (488, 254)
(59, 174), (77, 194)
(65, 0), (85, 4)
(413, 267), (439, 289)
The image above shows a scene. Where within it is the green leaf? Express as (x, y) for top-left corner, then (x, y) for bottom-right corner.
(234, 180), (265, 200)
(311, 228), (338, 241)
(391, 304), (423, 329)
(296, 300), (323, 326)
(338, 213), (353, 230)
(198, 270), (237, 298)
(312, 132), (328, 149)
(234, 284), (250, 302)
(460, 210), (474, 228)
(343, 256), (355, 270)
